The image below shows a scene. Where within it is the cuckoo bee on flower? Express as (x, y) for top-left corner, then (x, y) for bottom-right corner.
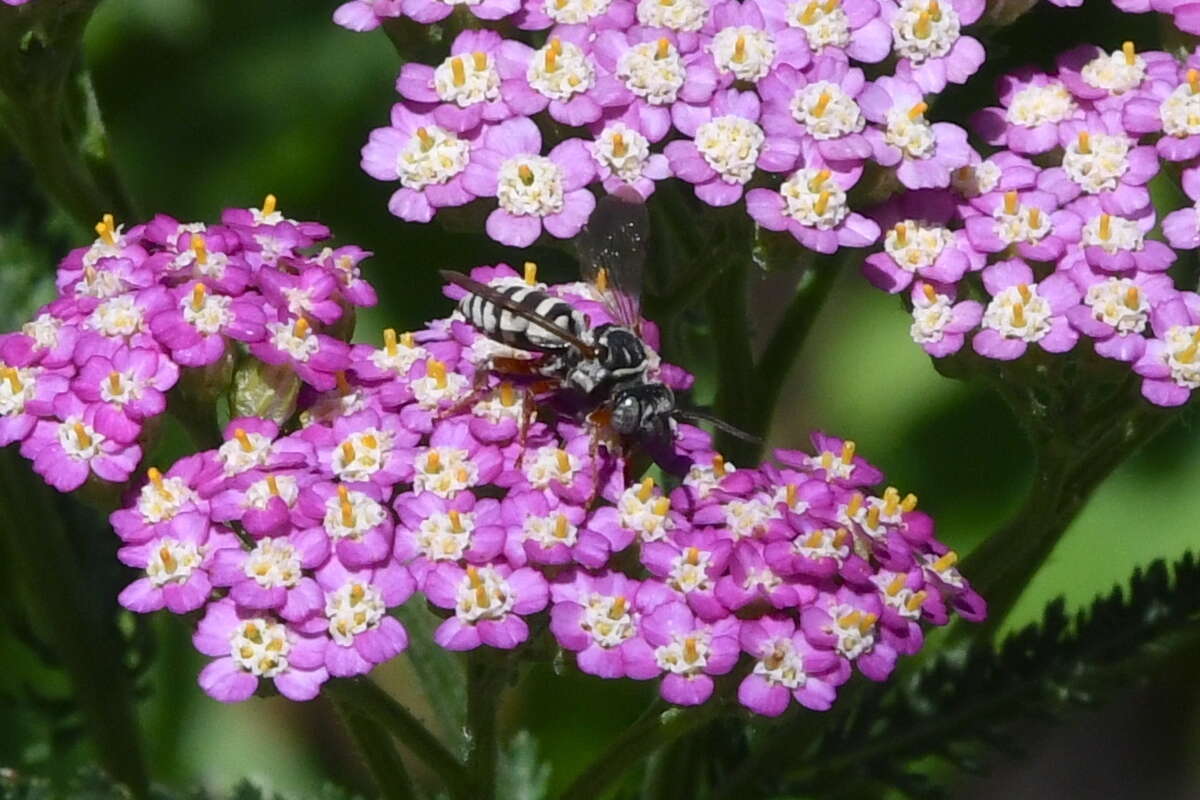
(442, 189), (752, 453)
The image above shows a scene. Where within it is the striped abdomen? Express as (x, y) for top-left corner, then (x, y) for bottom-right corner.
(458, 284), (588, 352)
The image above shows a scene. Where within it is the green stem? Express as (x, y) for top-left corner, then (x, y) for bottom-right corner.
(466, 651), (501, 800)
(551, 702), (719, 800)
(707, 253), (757, 465)
(326, 678), (474, 800)
(333, 697), (418, 800)
(0, 451), (148, 797)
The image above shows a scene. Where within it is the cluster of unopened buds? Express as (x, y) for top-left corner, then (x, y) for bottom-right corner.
(340, 0), (1200, 409)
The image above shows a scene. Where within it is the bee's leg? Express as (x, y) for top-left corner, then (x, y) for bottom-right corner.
(514, 387), (538, 469)
(584, 406), (616, 508)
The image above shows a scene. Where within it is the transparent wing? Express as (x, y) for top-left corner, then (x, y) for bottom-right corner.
(576, 187), (649, 332)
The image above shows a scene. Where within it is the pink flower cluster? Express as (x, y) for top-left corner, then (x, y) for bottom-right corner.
(863, 42), (1200, 407)
(0, 199), (376, 492)
(110, 264), (982, 713)
(352, 0), (991, 250)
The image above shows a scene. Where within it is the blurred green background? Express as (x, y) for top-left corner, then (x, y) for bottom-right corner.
(3, 0), (1200, 796)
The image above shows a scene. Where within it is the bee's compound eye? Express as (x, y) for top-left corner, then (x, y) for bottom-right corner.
(611, 395), (640, 435)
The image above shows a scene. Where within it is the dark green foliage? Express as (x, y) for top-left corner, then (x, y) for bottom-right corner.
(0, 769), (364, 800)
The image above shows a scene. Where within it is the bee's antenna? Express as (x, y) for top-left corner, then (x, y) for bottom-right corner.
(674, 410), (762, 445)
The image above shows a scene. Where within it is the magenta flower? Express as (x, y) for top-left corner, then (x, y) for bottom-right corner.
(667, 89), (797, 206)
(411, 419), (503, 496)
(1066, 196), (1173, 273)
(715, 540), (812, 611)
(13, 312), (80, 369)
(883, 0), (985, 92)
(315, 557), (414, 677)
(641, 601), (740, 706)
(950, 150), (1039, 215)
(514, 0), (634, 31)
(738, 615), (843, 715)
(501, 489), (591, 567)
(462, 118), (596, 247)
(746, 142), (880, 253)
(641, 530), (732, 620)
(905, 280), (983, 358)
(306, 409), (420, 488)
(756, 0), (891, 64)
(1133, 291), (1200, 407)
(205, 418), (313, 487)
(801, 590), (896, 681)
(294, 481), (396, 569)
(20, 393), (142, 491)
(706, 0), (811, 88)
(248, 314), (351, 392)
(319, 246), (378, 310)
(1037, 113), (1157, 216)
(586, 121), (672, 199)
(361, 104), (480, 224)
(333, 0), (402, 31)
(863, 189), (984, 292)
(396, 30), (516, 133)
(0, 354), (68, 447)
(590, 29), (719, 143)
(79, 288), (170, 352)
(193, 599), (330, 702)
(403, 0), (518, 23)
(110, 457), (211, 543)
(780, 433), (883, 489)
(72, 346), (180, 443)
(208, 530), (328, 620)
(500, 29), (606, 126)
(210, 469), (313, 538)
(972, 69), (1082, 155)
(963, 189), (1081, 262)
(1162, 165), (1200, 250)
(117, 515), (241, 614)
(1065, 262), (1173, 363)
(972, 259), (1080, 361)
(759, 58), (873, 164)
(860, 77), (971, 189)
(1057, 42), (1177, 112)
(151, 282), (266, 367)
(394, 490), (505, 587)
(424, 562), (549, 650)
(259, 266), (344, 327)
(549, 570), (661, 679)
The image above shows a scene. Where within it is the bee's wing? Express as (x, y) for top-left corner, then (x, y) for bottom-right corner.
(576, 187), (649, 333)
(440, 270), (599, 357)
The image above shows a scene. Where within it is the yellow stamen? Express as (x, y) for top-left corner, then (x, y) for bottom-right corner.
(800, 1), (819, 23)
(655, 37), (670, 59)
(712, 454), (726, 477)
(3, 367), (23, 394)
(610, 596), (627, 618)
(1125, 286), (1140, 309)
(554, 514), (569, 539)
(1003, 190), (1019, 216)
(785, 483), (797, 508)
(928, 0), (940, 20)
(808, 168), (831, 192)
(472, 51), (487, 71)
(261, 195), (277, 217)
(914, 10), (931, 38)
(823, 0), (837, 11)
(267, 475), (281, 496)
(555, 449), (571, 473)
(894, 222), (908, 246)
(838, 610), (862, 628)
(160, 546), (177, 573)
(596, 267), (609, 293)
(1027, 207), (1041, 229)
(108, 371), (122, 395)
(234, 428), (254, 452)
(451, 57), (466, 86)
(190, 233), (208, 265)
(921, 283), (937, 303)
(611, 133), (627, 158)
(637, 476), (654, 503)
(733, 34), (746, 63)
(545, 43), (559, 72)
(518, 164), (535, 185)
(384, 328), (398, 356)
(1190, 68), (1200, 95)
(190, 282), (207, 312)
(833, 527), (849, 547)
(73, 422), (91, 449)
(499, 382), (516, 407)
(400, 332), (415, 347)
(908, 101), (928, 121)
(342, 441), (356, 464)
(683, 637), (699, 662)
(337, 485), (354, 526)
(814, 190), (831, 216)
(846, 492), (863, 517)
(866, 505), (880, 529)
(1017, 283), (1032, 303)
(805, 530), (824, 548)
(883, 487), (899, 517)
(1077, 131), (1091, 154)
(426, 450), (442, 471)
(821, 451), (833, 472)
(448, 509), (464, 532)
(906, 591), (927, 612)
(653, 496), (670, 516)
(1122, 40), (1135, 66)
(293, 317), (309, 339)
(858, 613), (878, 633)
(1012, 302), (1026, 328)
(1179, 342), (1198, 364)
(95, 213), (117, 245)
(427, 359), (448, 389)
(841, 440), (856, 464)
(1099, 213), (1111, 241)
(524, 261), (538, 285)
(900, 493), (918, 512)
(932, 551), (958, 572)
(811, 91), (832, 118)
(685, 546), (700, 565)
(886, 573), (906, 596)
(147, 467), (164, 490)
(416, 127), (434, 151)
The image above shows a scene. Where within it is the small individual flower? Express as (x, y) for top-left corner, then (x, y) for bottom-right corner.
(746, 142), (880, 253)
(299, 481), (396, 568)
(502, 30), (606, 126)
(780, 433), (883, 488)
(884, 0), (986, 93)
(462, 118), (596, 247)
(549, 570), (661, 679)
(0, 356), (68, 447)
(19, 393), (143, 491)
(759, 58), (873, 164)
(307, 409), (420, 488)
(1037, 113), (1157, 216)
(79, 289), (170, 351)
(151, 282), (266, 367)
(259, 266), (344, 327)
(1067, 197), (1173, 273)
(641, 601), (740, 705)
(972, 68), (1082, 155)
(1056, 42), (1176, 111)
(641, 530), (732, 620)
(1162, 165), (1200, 250)
(207, 418), (312, 484)
(208, 530), (328, 620)
(587, 121), (672, 199)
(802, 590), (896, 680)
(117, 515), (241, 614)
(514, 0), (634, 31)
(316, 557), (414, 677)
(906, 280), (984, 357)
(110, 457), (210, 543)
(72, 347), (180, 442)
(706, 0), (811, 87)
(737, 615), (843, 715)
(715, 540), (811, 611)
(863, 190), (984, 292)
(949, 150), (1039, 214)
(403, 0), (518, 23)
(860, 77), (971, 190)
(757, 0), (891, 65)
(249, 315), (351, 392)
(1133, 291), (1200, 406)
(667, 89), (797, 206)
(1065, 263), (1172, 363)
(424, 562), (549, 650)
(635, 0), (713, 50)
(412, 419), (503, 496)
(501, 489), (590, 566)
(964, 190), (1081, 262)
(972, 259), (1080, 360)
(590, 29), (719, 143)
(395, 30), (516, 132)
(210, 469), (311, 538)
(333, 0), (402, 31)
(193, 599), (330, 702)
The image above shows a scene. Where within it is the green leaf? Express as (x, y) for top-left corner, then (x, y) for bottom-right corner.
(496, 731), (550, 800)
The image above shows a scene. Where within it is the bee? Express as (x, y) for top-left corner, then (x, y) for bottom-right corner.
(442, 189), (752, 449)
